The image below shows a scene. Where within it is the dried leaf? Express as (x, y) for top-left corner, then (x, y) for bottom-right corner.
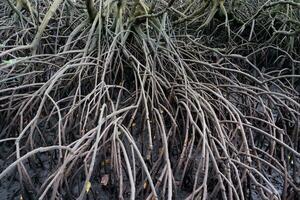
(143, 181), (148, 189)
(101, 174), (109, 186)
(159, 148), (163, 154)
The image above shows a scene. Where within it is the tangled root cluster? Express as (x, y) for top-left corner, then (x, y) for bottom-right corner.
(0, 0), (300, 199)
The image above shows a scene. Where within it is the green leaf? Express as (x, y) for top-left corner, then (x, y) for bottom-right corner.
(85, 181), (92, 193)
(3, 59), (16, 65)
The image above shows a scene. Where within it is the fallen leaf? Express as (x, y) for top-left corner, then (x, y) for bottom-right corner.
(105, 159), (110, 165)
(159, 148), (163, 154)
(101, 174), (109, 186)
(143, 181), (148, 189)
